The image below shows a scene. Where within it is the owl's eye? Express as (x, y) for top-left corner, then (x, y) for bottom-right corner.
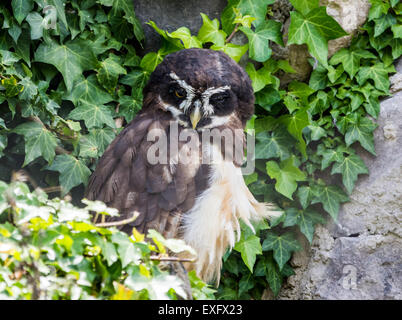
(175, 90), (185, 98)
(169, 86), (186, 99)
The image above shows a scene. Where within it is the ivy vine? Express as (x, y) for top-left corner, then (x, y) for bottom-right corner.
(0, 0), (401, 299)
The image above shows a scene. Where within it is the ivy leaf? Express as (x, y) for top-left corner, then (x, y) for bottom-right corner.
(210, 43), (249, 63)
(262, 231), (301, 270)
(316, 144), (350, 170)
(311, 184), (349, 220)
(118, 94), (142, 123)
(266, 157), (306, 200)
(357, 62), (390, 92)
(48, 154), (91, 194)
(245, 63), (271, 92)
(170, 27), (202, 49)
(289, 0), (319, 15)
(65, 75), (113, 105)
(296, 185), (315, 209)
(140, 51), (164, 72)
(89, 128), (116, 155)
(35, 40), (98, 92)
(238, 273), (254, 297)
(288, 7), (348, 67)
(345, 116), (377, 155)
(68, 101), (116, 129)
(97, 54), (127, 93)
(331, 154), (369, 194)
(240, 20), (283, 62)
(237, 0), (275, 27)
(373, 13), (396, 37)
(280, 107), (310, 157)
(11, 0), (33, 25)
(13, 122), (58, 166)
(255, 86), (281, 111)
(255, 126), (294, 160)
(26, 12), (45, 40)
(197, 13), (227, 46)
(111, 233), (141, 268)
(283, 207), (325, 243)
(264, 255), (282, 296)
(79, 135), (99, 158)
(234, 233), (262, 272)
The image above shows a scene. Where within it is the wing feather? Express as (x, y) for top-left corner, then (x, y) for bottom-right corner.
(85, 110), (208, 236)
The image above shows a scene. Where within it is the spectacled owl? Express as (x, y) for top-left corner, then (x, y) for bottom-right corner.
(86, 48), (276, 283)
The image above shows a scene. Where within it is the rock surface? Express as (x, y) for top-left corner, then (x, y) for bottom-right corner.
(276, 59), (402, 300)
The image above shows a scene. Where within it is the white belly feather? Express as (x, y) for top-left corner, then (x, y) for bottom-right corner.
(181, 145), (277, 284)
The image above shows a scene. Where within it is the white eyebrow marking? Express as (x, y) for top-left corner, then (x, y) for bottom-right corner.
(201, 86), (231, 116)
(169, 72), (195, 112)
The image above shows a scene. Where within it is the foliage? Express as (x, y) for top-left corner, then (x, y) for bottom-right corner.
(0, 0), (401, 299)
(0, 180), (214, 299)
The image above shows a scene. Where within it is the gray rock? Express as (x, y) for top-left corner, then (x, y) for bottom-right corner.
(276, 59), (402, 300)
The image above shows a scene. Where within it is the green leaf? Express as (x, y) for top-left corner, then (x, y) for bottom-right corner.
(210, 43), (249, 63)
(140, 51), (164, 73)
(68, 101), (116, 129)
(345, 116), (377, 155)
(197, 13), (227, 46)
(356, 62), (390, 92)
(170, 27), (202, 49)
(331, 154), (369, 194)
(255, 86), (281, 111)
(373, 13), (396, 37)
(13, 122), (58, 166)
(118, 94), (142, 123)
(48, 154), (91, 194)
(65, 75), (113, 105)
(89, 128), (116, 154)
(266, 157), (306, 200)
(25, 12), (45, 40)
(280, 107), (310, 157)
(11, 0), (33, 25)
(262, 231), (301, 270)
(245, 63), (271, 92)
(111, 233), (141, 268)
(238, 273), (254, 296)
(312, 184), (349, 220)
(283, 207), (325, 243)
(234, 233), (262, 272)
(97, 54), (127, 93)
(316, 144), (350, 170)
(79, 135), (99, 158)
(289, 0), (319, 15)
(240, 20), (283, 62)
(264, 255), (282, 296)
(296, 185), (315, 209)
(34, 39), (98, 92)
(288, 7), (348, 67)
(255, 126), (294, 160)
(237, 0), (275, 27)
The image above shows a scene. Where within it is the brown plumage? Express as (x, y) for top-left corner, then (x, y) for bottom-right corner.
(86, 48), (276, 284)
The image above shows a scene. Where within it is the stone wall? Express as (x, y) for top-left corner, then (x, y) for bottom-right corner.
(276, 59), (402, 300)
(133, 0), (402, 300)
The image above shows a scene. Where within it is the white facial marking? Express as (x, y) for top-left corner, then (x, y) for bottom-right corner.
(201, 86), (231, 116)
(169, 72), (195, 112)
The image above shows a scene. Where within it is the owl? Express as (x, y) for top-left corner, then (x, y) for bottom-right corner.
(86, 48), (276, 283)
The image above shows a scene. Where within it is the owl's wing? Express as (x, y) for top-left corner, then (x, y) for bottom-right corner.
(85, 110), (206, 237)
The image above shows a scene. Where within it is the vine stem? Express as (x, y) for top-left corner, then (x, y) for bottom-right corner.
(225, 23), (240, 44)
(150, 255), (196, 263)
(94, 212), (139, 228)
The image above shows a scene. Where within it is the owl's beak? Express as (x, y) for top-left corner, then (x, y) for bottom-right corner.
(190, 107), (201, 129)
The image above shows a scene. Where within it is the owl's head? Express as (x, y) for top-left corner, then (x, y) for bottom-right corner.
(143, 48), (254, 130)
